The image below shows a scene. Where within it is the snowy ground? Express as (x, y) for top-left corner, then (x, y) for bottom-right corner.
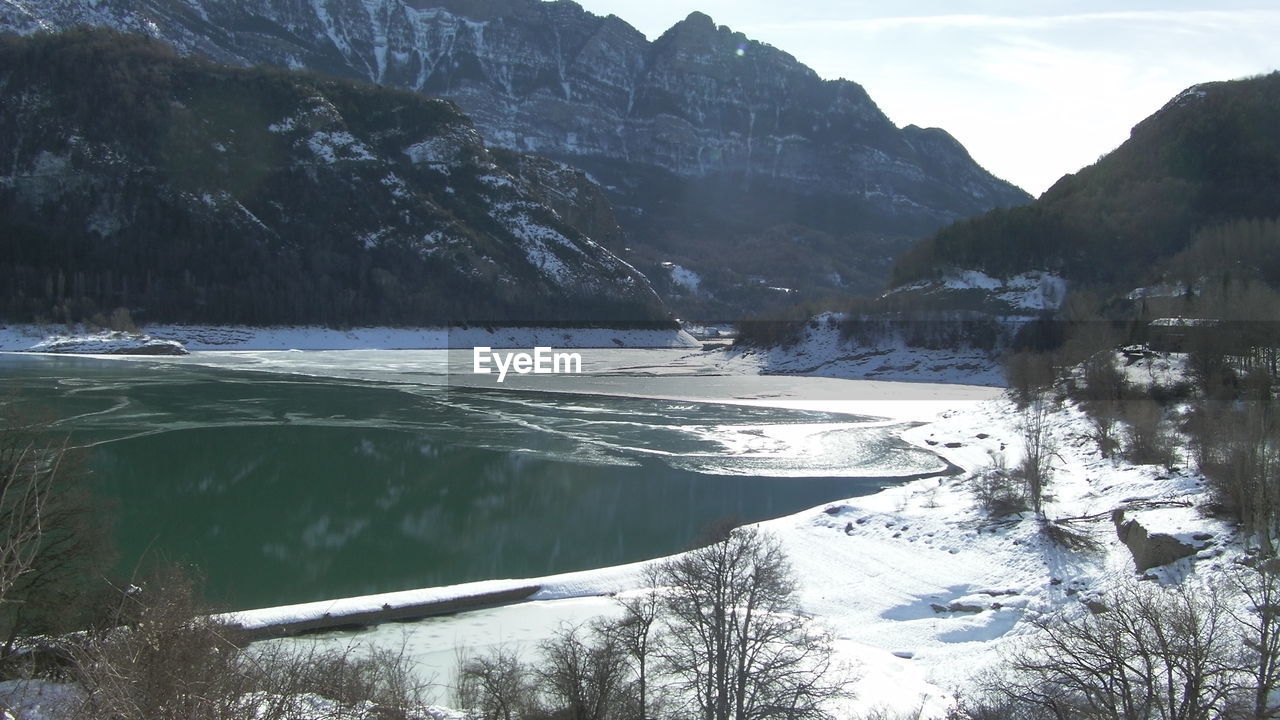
(234, 353), (1233, 717)
(0, 323), (700, 352)
(718, 314), (1008, 386)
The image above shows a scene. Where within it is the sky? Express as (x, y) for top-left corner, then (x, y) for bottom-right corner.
(567, 0), (1279, 196)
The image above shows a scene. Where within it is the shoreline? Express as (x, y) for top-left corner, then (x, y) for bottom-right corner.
(219, 378), (996, 634)
(0, 323), (701, 352)
(5, 330), (1013, 691)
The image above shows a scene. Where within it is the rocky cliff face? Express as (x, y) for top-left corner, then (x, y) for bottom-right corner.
(3, 0), (1030, 315)
(0, 30), (665, 325)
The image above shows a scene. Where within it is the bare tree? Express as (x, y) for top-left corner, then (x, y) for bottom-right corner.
(453, 644), (539, 720)
(972, 581), (1240, 720)
(1191, 400), (1280, 555)
(1230, 561), (1280, 719)
(1017, 394), (1056, 516)
(1073, 350), (1127, 458)
(0, 406), (112, 656)
(1086, 403), (1122, 460)
(1006, 352), (1056, 408)
(537, 622), (630, 720)
(610, 565), (663, 720)
(656, 525), (847, 720)
(0, 433), (57, 605)
(1122, 399), (1178, 469)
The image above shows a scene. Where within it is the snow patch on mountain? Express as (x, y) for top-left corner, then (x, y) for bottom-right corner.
(662, 261), (701, 293)
(1127, 281), (1194, 300)
(403, 136), (461, 165)
(889, 270), (1067, 313)
(306, 130), (376, 163)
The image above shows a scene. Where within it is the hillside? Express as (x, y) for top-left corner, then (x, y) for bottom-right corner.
(0, 0), (1030, 316)
(0, 30), (669, 326)
(892, 72), (1280, 293)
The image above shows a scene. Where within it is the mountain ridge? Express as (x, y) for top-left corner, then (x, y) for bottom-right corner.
(0, 0), (1030, 316)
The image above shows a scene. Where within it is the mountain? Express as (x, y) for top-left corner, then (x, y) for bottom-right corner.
(0, 0), (1030, 316)
(891, 73), (1280, 296)
(0, 29), (667, 326)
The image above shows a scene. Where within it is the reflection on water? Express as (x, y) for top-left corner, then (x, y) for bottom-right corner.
(1, 352), (948, 610)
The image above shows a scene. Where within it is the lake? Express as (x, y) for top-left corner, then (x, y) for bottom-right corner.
(0, 348), (967, 610)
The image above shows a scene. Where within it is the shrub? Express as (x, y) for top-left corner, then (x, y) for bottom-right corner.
(67, 564), (434, 720)
(1122, 400), (1178, 467)
(68, 564), (252, 720)
(970, 468), (1029, 517)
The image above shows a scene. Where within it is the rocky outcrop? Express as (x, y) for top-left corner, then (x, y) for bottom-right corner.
(1113, 510), (1198, 572)
(493, 149), (624, 254)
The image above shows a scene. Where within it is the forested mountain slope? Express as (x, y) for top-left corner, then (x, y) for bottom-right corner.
(0, 30), (668, 326)
(892, 73), (1280, 292)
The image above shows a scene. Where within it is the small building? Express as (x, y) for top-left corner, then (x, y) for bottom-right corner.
(1147, 317), (1274, 362)
(1146, 317), (1221, 353)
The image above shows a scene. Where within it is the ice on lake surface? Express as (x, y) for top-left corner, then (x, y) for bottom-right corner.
(1, 349), (994, 609)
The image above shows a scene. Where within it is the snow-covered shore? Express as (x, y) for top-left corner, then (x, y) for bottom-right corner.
(0, 318), (1006, 390)
(0, 323), (700, 353)
(235, 352), (1233, 716)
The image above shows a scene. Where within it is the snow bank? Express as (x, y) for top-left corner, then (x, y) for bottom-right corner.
(1, 329), (187, 355)
(0, 324), (700, 352)
(224, 559), (655, 634)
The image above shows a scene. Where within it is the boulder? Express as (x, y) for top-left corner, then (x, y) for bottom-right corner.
(1113, 510), (1197, 572)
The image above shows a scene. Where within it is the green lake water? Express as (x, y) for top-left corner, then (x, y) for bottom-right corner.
(1, 350), (949, 610)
